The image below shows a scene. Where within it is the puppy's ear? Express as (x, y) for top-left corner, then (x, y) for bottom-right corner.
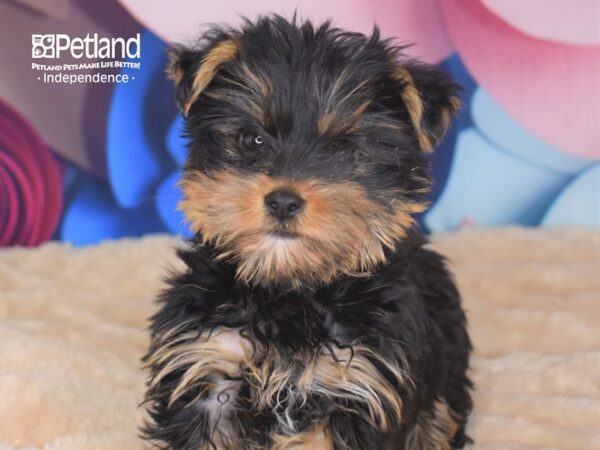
(167, 36), (240, 116)
(394, 63), (461, 151)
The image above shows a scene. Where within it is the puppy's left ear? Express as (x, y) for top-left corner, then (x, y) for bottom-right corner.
(394, 63), (462, 152)
(166, 36), (240, 116)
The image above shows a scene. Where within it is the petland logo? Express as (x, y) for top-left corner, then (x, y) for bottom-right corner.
(32, 33), (142, 85)
(32, 33), (141, 59)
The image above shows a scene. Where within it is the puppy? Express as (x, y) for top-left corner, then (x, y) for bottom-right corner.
(142, 15), (472, 450)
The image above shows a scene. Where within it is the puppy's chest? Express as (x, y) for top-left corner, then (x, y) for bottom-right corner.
(208, 291), (376, 384)
(163, 316), (406, 440)
(149, 287), (408, 444)
(179, 326), (332, 424)
(191, 313), (348, 392)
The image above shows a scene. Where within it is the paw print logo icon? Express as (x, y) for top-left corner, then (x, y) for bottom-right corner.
(32, 35), (55, 58)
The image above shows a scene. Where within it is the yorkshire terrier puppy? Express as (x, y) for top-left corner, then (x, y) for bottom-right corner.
(143, 15), (472, 450)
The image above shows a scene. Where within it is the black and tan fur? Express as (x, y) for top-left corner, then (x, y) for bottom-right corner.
(142, 15), (472, 450)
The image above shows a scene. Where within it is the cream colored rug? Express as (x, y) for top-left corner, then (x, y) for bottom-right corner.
(0, 228), (598, 449)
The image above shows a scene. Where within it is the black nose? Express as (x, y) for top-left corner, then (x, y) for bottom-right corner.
(264, 189), (304, 222)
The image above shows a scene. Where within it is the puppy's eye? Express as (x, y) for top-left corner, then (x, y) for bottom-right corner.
(240, 132), (265, 149)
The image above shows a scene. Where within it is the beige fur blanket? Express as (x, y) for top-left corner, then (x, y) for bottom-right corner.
(0, 228), (598, 449)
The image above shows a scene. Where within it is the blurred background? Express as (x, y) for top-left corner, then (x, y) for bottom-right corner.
(1, 0), (599, 247)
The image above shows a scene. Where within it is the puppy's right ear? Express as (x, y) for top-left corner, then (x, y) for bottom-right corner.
(166, 37), (240, 116)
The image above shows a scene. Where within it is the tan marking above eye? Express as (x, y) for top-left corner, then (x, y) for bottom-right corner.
(318, 98), (372, 136)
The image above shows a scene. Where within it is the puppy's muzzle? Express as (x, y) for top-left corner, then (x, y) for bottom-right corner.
(264, 189), (304, 222)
